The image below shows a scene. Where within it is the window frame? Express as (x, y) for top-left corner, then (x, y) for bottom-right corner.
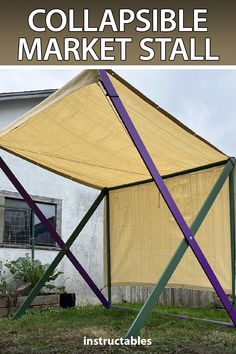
(0, 190), (62, 251)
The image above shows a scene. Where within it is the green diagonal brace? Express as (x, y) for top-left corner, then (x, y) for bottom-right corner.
(13, 189), (106, 320)
(106, 191), (112, 304)
(126, 159), (234, 338)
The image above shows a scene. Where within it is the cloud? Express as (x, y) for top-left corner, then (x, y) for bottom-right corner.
(0, 68), (80, 92)
(117, 69), (236, 156)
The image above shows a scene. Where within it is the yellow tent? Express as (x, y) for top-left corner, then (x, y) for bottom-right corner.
(0, 70), (233, 292)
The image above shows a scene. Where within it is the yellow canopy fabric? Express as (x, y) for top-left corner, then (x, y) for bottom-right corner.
(0, 70), (227, 189)
(108, 165), (232, 292)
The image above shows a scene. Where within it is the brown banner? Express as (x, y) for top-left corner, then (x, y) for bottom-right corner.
(0, 0), (235, 65)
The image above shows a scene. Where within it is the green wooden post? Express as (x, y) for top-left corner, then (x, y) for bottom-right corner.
(126, 159), (234, 338)
(13, 190), (106, 320)
(106, 191), (112, 304)
(229, 159), (236, 307)
(31, 211), (35, 261)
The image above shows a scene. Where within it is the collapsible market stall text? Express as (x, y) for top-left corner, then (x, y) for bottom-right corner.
(0, 70), (235, 337)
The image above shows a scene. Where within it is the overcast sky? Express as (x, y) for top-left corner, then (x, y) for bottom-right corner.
(0, 68), (235, 156)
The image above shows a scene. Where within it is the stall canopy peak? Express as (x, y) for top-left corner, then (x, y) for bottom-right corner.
(0, 69), (228, 189)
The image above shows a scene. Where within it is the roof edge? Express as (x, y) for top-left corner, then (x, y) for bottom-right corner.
(0, 89), (56, 101)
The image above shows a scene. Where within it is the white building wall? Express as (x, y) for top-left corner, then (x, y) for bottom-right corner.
(0, 96), (105, 305)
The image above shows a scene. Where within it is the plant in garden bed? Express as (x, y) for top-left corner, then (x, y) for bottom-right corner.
(0, 261), (18, 313)
(0, 261), (7, 296)
(0, 261), (17, 297)
(5, 254), (65, 295)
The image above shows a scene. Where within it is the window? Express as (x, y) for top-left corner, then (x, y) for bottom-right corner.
(3, 198), (57, 247)
(34, 203), (56, 246)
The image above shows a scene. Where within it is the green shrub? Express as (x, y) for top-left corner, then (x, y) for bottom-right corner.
(5, 255), (65, 294)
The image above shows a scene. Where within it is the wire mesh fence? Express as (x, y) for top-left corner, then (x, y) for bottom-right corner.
(0, 203), (57, 260)
(4, 206), (32, 246)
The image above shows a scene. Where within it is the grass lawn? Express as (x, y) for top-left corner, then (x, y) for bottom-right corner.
(0, 303), (235, 353)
